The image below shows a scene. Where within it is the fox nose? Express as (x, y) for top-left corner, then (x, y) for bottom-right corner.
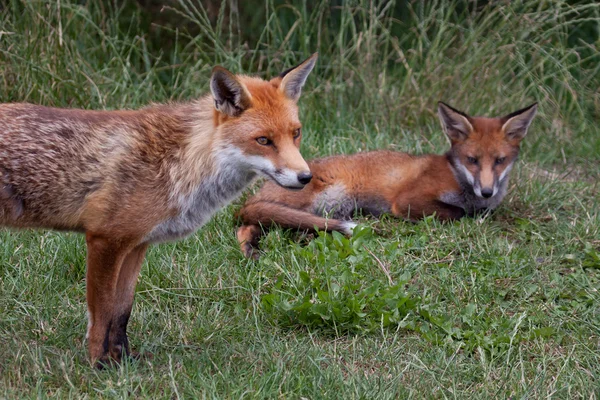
(481, 188), (494, 198)
(297, 171), (312, 185)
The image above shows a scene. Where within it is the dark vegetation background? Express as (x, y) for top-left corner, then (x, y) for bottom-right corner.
(0, 0), (599, 397)
(2, 0), (599, 163)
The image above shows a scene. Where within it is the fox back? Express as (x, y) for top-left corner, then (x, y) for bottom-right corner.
(0, 55), (319, 242)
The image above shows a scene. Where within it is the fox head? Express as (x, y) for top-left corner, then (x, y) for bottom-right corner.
(209, 54), (318, 189)
(438, 102), (537, 199)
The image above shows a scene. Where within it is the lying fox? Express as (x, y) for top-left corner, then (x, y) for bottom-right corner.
(237, 102), (537, 258)
(0, 54), (318, 366)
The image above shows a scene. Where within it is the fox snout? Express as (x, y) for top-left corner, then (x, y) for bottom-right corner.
(297, 171), (312, 185)
(476, 168), (497, 198)
(480, 188), (494, 198)
(472, 174), (499, 199)
(269, 165), (311, 190)
(266, 144), (312, 189)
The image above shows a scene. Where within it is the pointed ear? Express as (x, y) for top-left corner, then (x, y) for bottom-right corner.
(501, 103), (538, 141)
(279, 53), (318, 102)
(438, 102), (474, 142)
(210, 66), (252, 117)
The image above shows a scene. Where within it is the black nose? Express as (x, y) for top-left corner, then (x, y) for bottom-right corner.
(297, 172), (312, 185)
(481, 188), (493, 198)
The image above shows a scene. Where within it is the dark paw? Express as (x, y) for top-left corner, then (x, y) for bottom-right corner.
(131, 350), (153, 362)
(94, 355), (118, 370)
(242, 243), (261, 260)
(94, 350), (146, 369)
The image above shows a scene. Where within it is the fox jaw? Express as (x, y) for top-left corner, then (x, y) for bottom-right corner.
(210, 54), (317, 189)
(438, 102), (538, 200)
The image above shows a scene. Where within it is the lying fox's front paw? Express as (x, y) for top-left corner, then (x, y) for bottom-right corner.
(340, 221), (358, 236)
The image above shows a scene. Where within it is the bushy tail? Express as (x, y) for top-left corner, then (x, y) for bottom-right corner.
(238, 201), (356, 235)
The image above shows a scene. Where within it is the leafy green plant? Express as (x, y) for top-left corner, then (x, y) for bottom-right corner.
(262, 226), (421, 334)
(260, 225), (561, 357)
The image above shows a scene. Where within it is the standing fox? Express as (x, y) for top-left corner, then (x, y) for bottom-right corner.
(0, 54), (317, 366)
(237, 102), (537, 258)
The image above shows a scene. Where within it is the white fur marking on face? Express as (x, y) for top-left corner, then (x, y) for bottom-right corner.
(241, 153), (304, 188)
(242, 154), (278, 175)
(272, 168), (303, 188)
(456, 161), (475, 185)
(499, 162), (514, 182)
(493, 162), (514, 197)
(473, 186), (483, 198)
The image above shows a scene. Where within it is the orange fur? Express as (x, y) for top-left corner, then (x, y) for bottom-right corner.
(0, 53), (318, 366)
(237, 102), (537, 259)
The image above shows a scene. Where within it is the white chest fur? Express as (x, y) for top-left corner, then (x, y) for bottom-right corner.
(145, 152), (256, 243)
(439, 177), (509, 215)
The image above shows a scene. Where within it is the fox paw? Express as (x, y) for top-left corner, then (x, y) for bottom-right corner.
(241, 242), (261, 260)
(94, 351), (148, 369)
(340, 221), (358, 236)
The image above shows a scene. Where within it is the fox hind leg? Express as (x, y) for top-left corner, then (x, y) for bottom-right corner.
(0, 182), (24, 222)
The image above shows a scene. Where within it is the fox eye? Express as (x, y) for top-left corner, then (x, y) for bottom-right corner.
(293, 128), (301, 139)
(495, 157), (506, 165)
(256, 137), (271, 146)
(467, 156), (478, 165)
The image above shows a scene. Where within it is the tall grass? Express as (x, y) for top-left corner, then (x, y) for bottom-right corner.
(1, 0), (599, 397)
(2, 1), (598, 158)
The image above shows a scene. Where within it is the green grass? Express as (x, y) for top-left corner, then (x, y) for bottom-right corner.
(1, 0), (599, 398)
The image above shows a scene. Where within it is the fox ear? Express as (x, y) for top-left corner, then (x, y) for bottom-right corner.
(210, 66), (252, 117)
(438, 102), (473, 142)
(501, 103), (538, 141)
(279, 53), (318, 102)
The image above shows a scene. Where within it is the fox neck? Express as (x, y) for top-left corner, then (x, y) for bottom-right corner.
(169, 96), (254, 199)
(145, 97), (258, 243)
(443, 152), (509, 213)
